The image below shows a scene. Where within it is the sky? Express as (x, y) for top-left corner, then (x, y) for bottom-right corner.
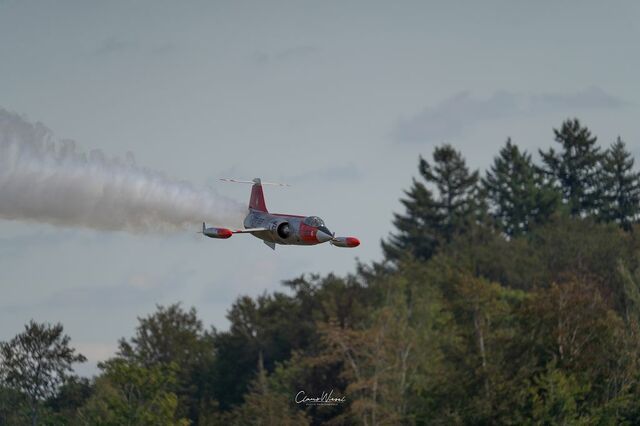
(1, 0), (639, 376)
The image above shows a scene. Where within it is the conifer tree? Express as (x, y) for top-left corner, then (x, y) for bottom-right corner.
(421, 144), (481, 240)
(539, 118), (602, 216)
(383, 144), (479, 261)
(598, 137), (640, 230)
(382, 179), (443, 261)
(484, 138), (559, 236)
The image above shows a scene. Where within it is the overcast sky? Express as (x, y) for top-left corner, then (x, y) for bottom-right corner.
(1, 0), (638, 376)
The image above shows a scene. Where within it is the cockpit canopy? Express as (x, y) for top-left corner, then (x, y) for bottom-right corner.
(303, 216), (325, 227)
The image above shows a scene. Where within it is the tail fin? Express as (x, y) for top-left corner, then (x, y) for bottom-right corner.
(220, 177), (288, 212)
(249, 178), (268, 212)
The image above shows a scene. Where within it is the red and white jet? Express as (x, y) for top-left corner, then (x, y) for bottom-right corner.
(201, 178), (360, 250)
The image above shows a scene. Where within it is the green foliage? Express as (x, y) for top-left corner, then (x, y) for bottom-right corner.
(384, 144), (480, 261)
(382, 177), (443, 262)
(0, 321), (86, 426)
(44, 376), (93, 425)
(598, 137), (640, 230)
(540, 118), (603, 216)
(77, 359), (188, 425)
(421, 144), (482, 236)
(116, 303), (216, 421)
(117, 304), (212, 368)
(484, 138), (560, 236)
(526, 367), (590, 425)
(0, 386), (28, 425)
(225, 354), (310, 426)
(211, 273), (373, 412)
(211, 292), (312, 409)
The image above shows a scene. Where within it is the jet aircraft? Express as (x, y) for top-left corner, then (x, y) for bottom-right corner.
(201, 178), (360, 250)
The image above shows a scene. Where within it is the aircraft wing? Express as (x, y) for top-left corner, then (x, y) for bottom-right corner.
(232, 228), (269, 234)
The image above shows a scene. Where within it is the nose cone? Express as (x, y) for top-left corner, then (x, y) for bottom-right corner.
(316, 229), (333, 243)
(345, 237), (360, 247)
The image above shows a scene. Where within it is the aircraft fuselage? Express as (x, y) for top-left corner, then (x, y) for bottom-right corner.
(244, 209), (334, 247)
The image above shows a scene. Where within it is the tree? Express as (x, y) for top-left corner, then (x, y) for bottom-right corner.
(518, 280), (625, 407)
(117, 304), (212, 367)
(384, 144), (480, 261)
(382, 178), (443, 261)
(116, 304), (216, 421)
(540, 118), (603, 216)
(78, 359), (189, 426)
(483, 138), (559, 236)
(226, 353), (309, 426)
(0, 321), (86, 426)
(45, 376), (93, 424)
(526, 367), (590, 425)
(441, 272), (528, 424)
(422, 144), (482, 241)
(314, 269), (457, 425)
(599, 137), (640, 230)
(0, 386), (27, 425)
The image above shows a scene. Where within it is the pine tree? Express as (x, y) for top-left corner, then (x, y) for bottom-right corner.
(483, 138), (559, 236)
(421, 144), (481, 241)
(598, 137), (640, 230)
(539, 118), (603, 216)
(383, 144), (479, 261)
(382, 179), (444, 261)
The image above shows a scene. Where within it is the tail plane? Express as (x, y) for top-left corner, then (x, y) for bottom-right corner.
(249, 178), (268, 212)
(220, 177), (289, 213)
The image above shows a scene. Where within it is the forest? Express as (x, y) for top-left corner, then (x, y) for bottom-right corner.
(2, 118), (640, 425)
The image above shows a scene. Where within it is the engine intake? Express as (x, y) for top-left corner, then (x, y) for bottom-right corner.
(276, 221), (291, 239)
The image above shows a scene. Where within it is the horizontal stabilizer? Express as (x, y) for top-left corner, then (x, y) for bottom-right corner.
(220, 178), (290, 186)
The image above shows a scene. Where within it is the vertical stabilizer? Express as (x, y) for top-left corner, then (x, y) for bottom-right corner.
(249, 178), (268, 212)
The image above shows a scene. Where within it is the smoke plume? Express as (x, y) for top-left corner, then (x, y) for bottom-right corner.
(0, 108), (246, 232)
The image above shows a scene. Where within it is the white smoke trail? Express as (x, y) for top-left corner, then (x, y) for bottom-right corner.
(0, 108), (247, 232)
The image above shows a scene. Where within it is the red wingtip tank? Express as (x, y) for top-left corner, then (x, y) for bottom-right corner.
(202, 223), (233, 239)
(330, 236), (360, 248)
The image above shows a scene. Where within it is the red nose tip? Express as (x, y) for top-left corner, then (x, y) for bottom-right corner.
(346, 237), (360, 247)
(219, 229), (233, 238)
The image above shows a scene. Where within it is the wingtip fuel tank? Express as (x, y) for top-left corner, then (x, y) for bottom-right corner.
(330, 236), (360, 248)
(202, 223), (233, 239)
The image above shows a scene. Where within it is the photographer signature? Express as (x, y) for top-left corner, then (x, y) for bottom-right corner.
(295, 389), (346, 406)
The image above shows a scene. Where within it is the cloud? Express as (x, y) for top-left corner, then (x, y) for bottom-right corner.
(393, 87), (628, 143)
(530, 86), (627, 111)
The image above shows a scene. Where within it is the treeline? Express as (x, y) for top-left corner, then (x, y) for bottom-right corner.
(2, 118), (640, 424)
